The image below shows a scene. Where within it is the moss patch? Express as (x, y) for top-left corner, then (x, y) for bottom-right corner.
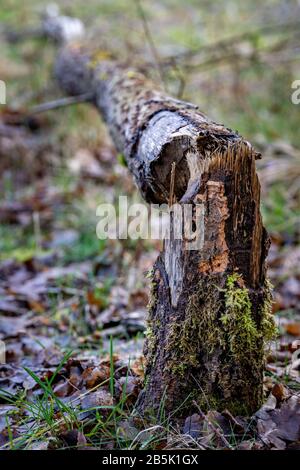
(260, 277), (278, 342)
(165, 278), (222, 377)
(221, 273), (260, 363)
(222, 274), (277, 356)
(152, 272), (277, 414)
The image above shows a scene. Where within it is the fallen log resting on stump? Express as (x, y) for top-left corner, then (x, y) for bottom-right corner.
(55, 44), (276, 417)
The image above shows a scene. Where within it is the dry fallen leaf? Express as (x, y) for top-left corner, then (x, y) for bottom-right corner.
(257, 394), (300, 449)
(285, 322), (300, 337)
(0, 316), (27, 338)
(271, 383), (289, 402)
(131, 356), (145, 378)
(183, 414), (203, 439)
(115, 376), (141, 403)
(53, 380), (72, 398)
(82, 365), (110, 388)
(59, 429), (87, 448)
(80, 389), (113, 419)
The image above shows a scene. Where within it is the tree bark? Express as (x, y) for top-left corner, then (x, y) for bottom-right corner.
(55, 45), (275, 416)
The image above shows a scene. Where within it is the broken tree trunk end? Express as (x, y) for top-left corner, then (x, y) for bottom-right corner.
(55, 45), (276, 417)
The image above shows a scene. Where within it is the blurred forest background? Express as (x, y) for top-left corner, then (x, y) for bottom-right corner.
(0, 0), (299, 450)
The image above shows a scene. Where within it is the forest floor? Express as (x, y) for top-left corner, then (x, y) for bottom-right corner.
(0, 0), (299, 450)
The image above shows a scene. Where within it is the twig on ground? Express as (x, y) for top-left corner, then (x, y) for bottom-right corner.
(192, 400), (233, 450)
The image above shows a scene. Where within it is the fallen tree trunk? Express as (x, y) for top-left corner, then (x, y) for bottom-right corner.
(55, 45), (276, 416)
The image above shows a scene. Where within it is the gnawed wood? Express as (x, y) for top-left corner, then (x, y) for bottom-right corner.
(136, 143), (275, 416)
(54, 44), (275, 417)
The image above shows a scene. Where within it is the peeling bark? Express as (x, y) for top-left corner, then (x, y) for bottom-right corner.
(54, 45), (275, 416)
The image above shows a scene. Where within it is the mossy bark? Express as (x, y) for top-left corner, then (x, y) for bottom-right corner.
(54, 46), (275, 417)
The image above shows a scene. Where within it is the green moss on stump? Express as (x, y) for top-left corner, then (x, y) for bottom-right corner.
(260, 278), (278, 342)
(165, 279), (221, 377)
(145, 271), (277, 415)
(221, 273), (277, 366)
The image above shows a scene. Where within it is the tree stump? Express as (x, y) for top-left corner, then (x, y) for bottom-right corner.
(54, 45), (276, 416)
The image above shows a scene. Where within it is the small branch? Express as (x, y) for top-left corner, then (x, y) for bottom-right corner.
(3, 27), (44, 43)
(28, 93), (94, 115)
(133, 0), (167, 91)
(164, 20), (300, 65)
(169, 58), (186, 99)
(176, 36), (300, 73)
